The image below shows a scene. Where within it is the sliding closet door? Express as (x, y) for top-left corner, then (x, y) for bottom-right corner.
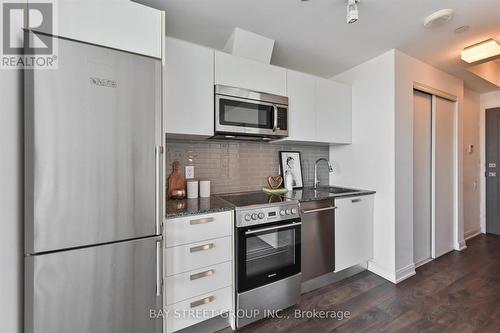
(413, 91), (432, 265)
(433, 96), (455, 258)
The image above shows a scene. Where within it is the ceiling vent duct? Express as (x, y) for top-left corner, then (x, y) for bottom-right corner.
(223, 27), (275, 64)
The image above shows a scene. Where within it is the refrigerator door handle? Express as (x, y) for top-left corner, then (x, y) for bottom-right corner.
(155, 146), (162, 235)
(156, 239), (162, 296)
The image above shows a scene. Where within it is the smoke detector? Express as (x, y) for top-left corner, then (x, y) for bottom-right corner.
(423, 9), (454, 28)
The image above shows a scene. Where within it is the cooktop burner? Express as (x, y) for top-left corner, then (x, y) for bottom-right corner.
(217, 191), (285, 207)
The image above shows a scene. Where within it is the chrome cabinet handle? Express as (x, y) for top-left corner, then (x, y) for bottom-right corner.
(155, 240), (162, 296)
(190, 296), (214, 308)
(190, 217), (214, 225)
(190, 243), (215, 253)
(245, 222), (302, 235)
(273, 105), (278, 132)
(301, 206), (337, 214)
(351, 198), (362, 203)
(190, 269), (215, 280)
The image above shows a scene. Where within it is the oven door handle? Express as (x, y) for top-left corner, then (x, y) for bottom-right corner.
(245, 222), (301, 235)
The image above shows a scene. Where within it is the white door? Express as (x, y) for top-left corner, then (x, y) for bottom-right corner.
(433, 96), (455, 258)
(413, 91), (432, 266)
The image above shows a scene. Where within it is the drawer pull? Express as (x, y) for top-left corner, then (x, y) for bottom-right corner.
(190, 243), (215, 253)
(190, 269), (215, 280)
(190, 296), (215, 308)
(351, 198), (362, 203)
(190, 217), (215, 225)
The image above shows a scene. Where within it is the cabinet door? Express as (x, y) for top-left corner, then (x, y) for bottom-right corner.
(165, 37), (214, 137)
(215, 51), (286, 96)
(285, 70), (316, 142)
(335, 195), (374, 272)
(316, 78), (352, 144)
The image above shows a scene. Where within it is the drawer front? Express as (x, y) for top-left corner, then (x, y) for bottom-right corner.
(166, 261), (232, 305)
(165, 236), (232, 276)
(166, 286), (232, 333)
(165, 211), (232, 247)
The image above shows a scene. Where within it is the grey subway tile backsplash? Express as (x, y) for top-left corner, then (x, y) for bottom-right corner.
(166, 139), (330, 194)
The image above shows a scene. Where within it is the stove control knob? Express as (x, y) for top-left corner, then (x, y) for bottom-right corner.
(286, 209), (291, 215)
(251, 213), (258, 220)
(291, 208), (298, 215)
(280, 209), (286, 216)
(258, 212), (265, 219)
(244, 214), (251, 222)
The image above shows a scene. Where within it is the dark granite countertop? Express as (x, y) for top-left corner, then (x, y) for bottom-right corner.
(282, 186), (376, 202)
(166, 196), (234, 219)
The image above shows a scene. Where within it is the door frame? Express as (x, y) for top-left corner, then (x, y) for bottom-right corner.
(413, 85), (460, 263)
(480, 98), (500, 235)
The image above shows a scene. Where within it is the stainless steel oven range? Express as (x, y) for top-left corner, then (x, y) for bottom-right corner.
(217, 192), (301, 328)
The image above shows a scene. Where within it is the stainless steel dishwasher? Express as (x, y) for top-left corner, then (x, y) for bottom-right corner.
(300, 199), (336, 282)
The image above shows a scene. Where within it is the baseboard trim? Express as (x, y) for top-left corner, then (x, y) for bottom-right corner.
(455, 239), (467, 251)
(414, 257), (433, 268)
(367, 260), (396, 284)
(464, 229), (482, 241)
(395, 263), (416, 283)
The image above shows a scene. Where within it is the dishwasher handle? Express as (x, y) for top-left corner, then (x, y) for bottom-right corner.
(301, 206), (337, 214)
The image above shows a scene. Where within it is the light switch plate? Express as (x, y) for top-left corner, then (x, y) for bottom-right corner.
(185, 165), (194, 179)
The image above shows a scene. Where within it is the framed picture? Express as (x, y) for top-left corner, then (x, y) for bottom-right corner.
(279, 151), (304, 189)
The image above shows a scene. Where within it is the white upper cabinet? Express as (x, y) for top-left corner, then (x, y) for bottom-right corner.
(165, 37), (214, 137)
(36, 1), (163, 58)
(316, 78), (352, 144)
(286, 70), (317, 142)
(215, 51), (286, 96)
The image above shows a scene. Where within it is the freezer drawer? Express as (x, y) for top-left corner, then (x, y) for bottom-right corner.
(25, 236), (163, 333)
(25, 36), (162, 254)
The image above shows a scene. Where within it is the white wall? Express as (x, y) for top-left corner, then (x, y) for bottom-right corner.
(331, 49), (468, 283)
(462, 88), (481, 239)
(479, 90), (500, 233)
(394, 50), (465, 278)
(331, 50), (397, 282)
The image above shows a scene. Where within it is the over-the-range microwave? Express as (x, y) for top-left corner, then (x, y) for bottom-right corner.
(214, 85), (288, 141)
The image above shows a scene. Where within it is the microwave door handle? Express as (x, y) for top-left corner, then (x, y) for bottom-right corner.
(273, 104), (278, 132)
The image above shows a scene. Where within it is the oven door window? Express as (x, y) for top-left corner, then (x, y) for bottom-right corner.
(238, 221), (301, 292)
(219, 98), (274, 129)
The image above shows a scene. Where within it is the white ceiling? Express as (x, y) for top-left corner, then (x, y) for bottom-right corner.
(138, 0), (500, 93)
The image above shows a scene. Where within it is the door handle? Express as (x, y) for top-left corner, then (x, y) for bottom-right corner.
(190, 296), (215, 308)
(155, 239), (162, 296)
(190, 269), (215, 280)
(301, 206), (337, 214)
(190, 243), (215, 253)
(273, 105), (278, 132)
(351, 198), (362, 203)
(245, 222), (302, 235)
(155, 146), (163, 235)
(190, 217), (215, 225)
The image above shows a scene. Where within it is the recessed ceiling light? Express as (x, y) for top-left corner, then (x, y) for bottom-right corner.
(423, 9), (454, 28)
(454, 25), (470, 34)
(461, 39), (500, 63)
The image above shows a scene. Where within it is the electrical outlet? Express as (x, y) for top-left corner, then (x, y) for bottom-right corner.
(185, 165), (194, 179)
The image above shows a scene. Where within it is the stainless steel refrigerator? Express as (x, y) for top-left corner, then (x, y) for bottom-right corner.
(24, 36), (163, 333)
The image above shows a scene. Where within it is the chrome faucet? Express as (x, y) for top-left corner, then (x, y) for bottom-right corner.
(314, 158), (334, 189)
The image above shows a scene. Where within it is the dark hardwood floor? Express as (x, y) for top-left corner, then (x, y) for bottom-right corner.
(222, 234), (500, 333)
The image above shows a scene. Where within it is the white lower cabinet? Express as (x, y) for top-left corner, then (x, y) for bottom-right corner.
(165, 286), (232, 333)
(164, 212), (234, 333)
(335, 195), (374, 272)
